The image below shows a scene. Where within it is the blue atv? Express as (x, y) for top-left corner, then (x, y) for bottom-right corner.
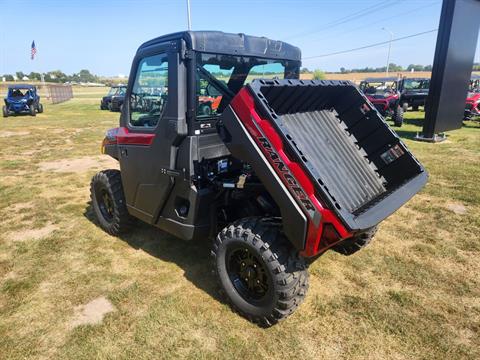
(3, 84), (44, 117)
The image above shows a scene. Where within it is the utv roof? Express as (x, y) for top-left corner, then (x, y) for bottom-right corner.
(403, 77), (430, 80)
(362, 77), (398, 82)
(8, 84), (36, 89)
(138, 31), (301, 61)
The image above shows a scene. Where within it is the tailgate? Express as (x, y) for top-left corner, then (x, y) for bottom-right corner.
(220, 79), (427, 252)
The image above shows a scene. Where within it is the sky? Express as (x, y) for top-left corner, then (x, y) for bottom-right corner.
(0, 0), (478, 77)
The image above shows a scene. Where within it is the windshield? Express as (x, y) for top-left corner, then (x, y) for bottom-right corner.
(360, 81), (397, 95)
(108, 87), (126, 96)
(196, 52), (299, 120)
(403, 79), (429, 90)
(8, 88), (33, 98)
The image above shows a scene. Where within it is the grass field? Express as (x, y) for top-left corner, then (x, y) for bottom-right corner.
(0, 87), (479, 359)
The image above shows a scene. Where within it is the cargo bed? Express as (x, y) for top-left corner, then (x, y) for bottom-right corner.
(220, 79), (427, 252)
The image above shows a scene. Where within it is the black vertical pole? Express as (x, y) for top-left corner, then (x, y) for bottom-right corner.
(419, 0), (480, 141)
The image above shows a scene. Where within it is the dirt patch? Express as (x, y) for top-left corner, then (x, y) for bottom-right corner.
(70, 296), (116, 328)
(446, 203), (467, 215)
(38, 156), (118, 173)
(0, 131), (30, 138)
(9, 223), (58, 242)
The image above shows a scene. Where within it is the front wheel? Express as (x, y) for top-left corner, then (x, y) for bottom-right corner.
(90, 169), (133, 235)
(393, 106), (404, 127)
(37, 103), (44, 113)
(2, 105), (8, 118)
(212, 217), (309, 327)
(29, 104), (36, 116)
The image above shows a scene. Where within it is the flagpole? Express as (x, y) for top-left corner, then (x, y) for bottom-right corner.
(186, 0), (192, 30)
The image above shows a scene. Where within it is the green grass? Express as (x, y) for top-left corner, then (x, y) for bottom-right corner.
(0, 89), (479, 359)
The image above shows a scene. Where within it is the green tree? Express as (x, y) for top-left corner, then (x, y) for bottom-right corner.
(45, 70), (67, 83)
(16, 71), (25, 80)
(28, 72), (42, 81)
(312, 69), (326, 80)
(78, 69), (98, 83)
(3, 74), (14, 81)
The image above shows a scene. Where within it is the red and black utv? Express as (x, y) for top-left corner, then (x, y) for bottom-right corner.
(464, 74), (480, 120)
(90, 31), (427, 326)
(359, 77), (404, 126)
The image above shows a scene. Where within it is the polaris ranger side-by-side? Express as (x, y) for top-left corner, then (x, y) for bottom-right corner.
(100, 85), (127, 111)
(398, 77), (430, 111)
(358, 77), (404, 126)
(91, 31), (427, 326)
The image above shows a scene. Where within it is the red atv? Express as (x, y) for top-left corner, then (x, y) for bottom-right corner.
(464, 75), (480, 120)
(359, 77), (404, 127)
(90, 31), (427, 327)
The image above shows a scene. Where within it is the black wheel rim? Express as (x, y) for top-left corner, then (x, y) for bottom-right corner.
(226, 245), (272, 304)
(95, 185), (114, 222)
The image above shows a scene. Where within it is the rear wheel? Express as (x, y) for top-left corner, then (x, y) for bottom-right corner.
(90, 169), (133, 235)
(2, 106), (8, 118)
(412, 105), (419, 111)
(393, 106), (404, 127)
(212, 217), (309, 327)
(332, 226), (378, 255)
(29, 104), (36, 116)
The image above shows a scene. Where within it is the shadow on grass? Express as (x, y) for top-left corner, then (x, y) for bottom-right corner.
(83, 202), (222, 303)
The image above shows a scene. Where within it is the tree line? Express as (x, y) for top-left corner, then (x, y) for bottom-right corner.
(1, 69), (101, 83)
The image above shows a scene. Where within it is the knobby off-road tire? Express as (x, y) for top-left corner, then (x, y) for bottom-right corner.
(37, 103), (44, 113)
(29, 104), (36, 116)
(212, 217), (309, 327)
(393, 106), (404, 127)
(332, 226), (378, 256)
(90, 169), (133, 236)
(2, 105), (8, 118)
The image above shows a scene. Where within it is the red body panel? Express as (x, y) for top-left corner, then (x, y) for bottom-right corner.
(231, 88), (352, 257)
(466, 93), (480, 115)
(103, 127), (156, 146)
(366, 93), (398, 111)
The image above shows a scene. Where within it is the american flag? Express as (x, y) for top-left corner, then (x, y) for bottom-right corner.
(31, 41), (37, 60)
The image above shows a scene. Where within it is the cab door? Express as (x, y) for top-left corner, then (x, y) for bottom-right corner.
(118, 42), (186, 224)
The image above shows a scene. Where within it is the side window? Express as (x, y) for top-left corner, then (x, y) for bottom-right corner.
(130, 53), (168, 128)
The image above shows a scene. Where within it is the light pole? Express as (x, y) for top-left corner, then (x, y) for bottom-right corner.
(186, 0), (192, 31)
(382, 27), (394, 77)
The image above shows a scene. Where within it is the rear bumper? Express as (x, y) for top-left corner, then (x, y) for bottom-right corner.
(7, 103), (29, 113)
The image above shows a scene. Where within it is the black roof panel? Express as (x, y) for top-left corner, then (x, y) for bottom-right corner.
(8, 84), (36, 89)
(139, 31), (301, 61)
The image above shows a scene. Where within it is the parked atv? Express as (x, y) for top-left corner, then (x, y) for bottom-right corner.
(398, 77), (430, 111)
(100, 85), (126, 111)
(3, 84), (43, 117)
(359, 77), (404, 126)
(464, 75), (480, 120)
(91, 31), (427, 327)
